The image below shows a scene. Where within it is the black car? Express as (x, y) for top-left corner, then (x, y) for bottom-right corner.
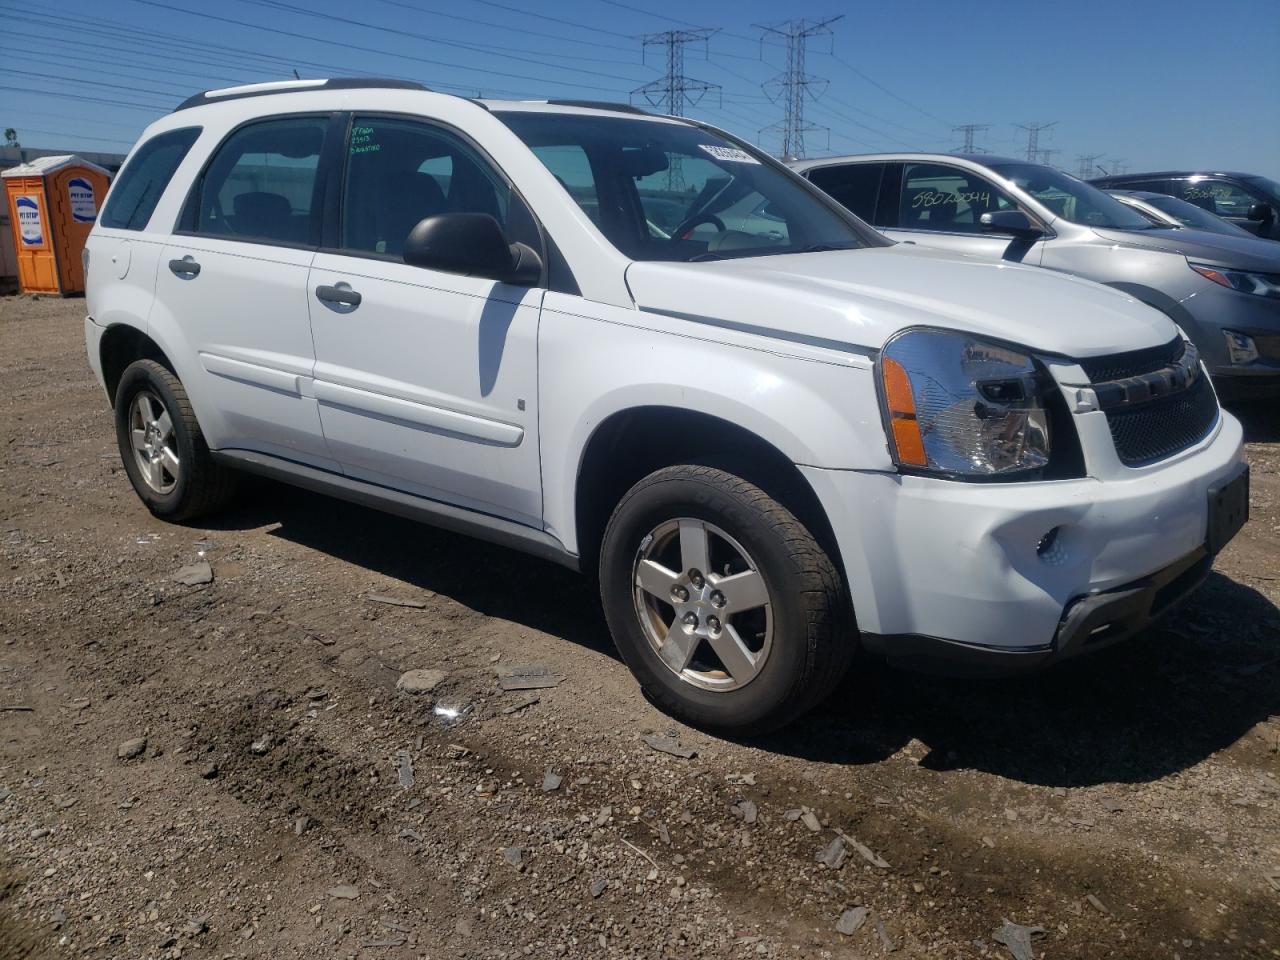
(1090, 171), (1279, 240)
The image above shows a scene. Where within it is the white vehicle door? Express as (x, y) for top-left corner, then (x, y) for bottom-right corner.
(307, 114), (543, 528)
(882, 160), (1046, 265)
(155, 115), (336, 468)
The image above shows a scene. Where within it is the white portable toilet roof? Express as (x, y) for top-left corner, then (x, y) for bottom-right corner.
(2, 154), (111, 178)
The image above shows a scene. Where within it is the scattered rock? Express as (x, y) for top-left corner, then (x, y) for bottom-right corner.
(731, 799), (758, 824)
(396, 669), (446, 695)
(874, 918), (896, 952)
(1100, 797), (1124, 814)
(501, 695), (540, 715)
(497, 664), (564, 691)
(836, 907), (868, 936)
(800, 810), (822, 832)
(117, 737), (147, 760)
(327, 884), (359, 900)
(395, 750), (415, 789)
(992, 919), (1045, 960)
(641, 734), (696, 759)
(249, 735), (271, 755)
(1086, 893), (1110, 915)
(838, 831), (890, 869)
(542, 770), (563, 792)
(294, 816), (311, 836)
(365, 593), (427, 608)
(589, 878), (608, 898)
(172, 560), (213, 586)
(183, 914), (210, 936)
(816, 836), (846, 869)
(503, 846), (523, 867)
(199, 762), (219, 779)
(1266, 868), (1280, 893)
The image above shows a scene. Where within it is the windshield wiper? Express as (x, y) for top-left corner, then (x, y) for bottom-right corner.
(686, 251), (723, 262)
(795, 243), (855, 253)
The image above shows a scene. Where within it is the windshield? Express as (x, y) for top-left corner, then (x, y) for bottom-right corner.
(495, 111), (880, 261)
(1245, 175), (1280, 204)
(988, 162), (1154, 230)
(1142, 193), (1253, 237)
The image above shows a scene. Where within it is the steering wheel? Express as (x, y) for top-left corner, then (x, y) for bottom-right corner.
(673, 212), (725, 241)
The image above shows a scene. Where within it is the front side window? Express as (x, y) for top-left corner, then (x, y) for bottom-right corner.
(100, 127), (201, 231)
(895, 162), (1016, 233)
(1178, 178), (1260, 218)
(806, 163), (883, 223)
(190, 116), (326, 245)
(987, 162), (1153, 230)
(342, 116), (521, 257)
(496, 112), (882, 262)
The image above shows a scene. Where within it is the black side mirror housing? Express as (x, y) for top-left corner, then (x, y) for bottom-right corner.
(980, 210), (1044, 240)
(403, 213), (542, 285)
(1246, 202), (1274, 223)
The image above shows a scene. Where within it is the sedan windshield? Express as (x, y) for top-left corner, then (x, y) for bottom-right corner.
(1141, 193), (1254, 237)
(495, 111), (881, 261)
(988, 162), (1154, 230)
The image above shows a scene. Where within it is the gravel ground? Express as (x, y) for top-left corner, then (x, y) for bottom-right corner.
(0, 294), (1277, 960)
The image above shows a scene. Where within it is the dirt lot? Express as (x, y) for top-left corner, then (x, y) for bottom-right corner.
(0, 294), (1277, 960)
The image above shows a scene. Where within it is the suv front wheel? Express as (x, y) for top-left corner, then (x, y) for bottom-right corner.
(114, 359), (237, 521)
(599, 465), (853, 734)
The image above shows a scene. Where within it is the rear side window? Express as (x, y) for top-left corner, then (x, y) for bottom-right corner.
(897, 162), (1016, 233)
(806, 163), (883, 223)
(188, 116), (327, 246)
(99, 127), (201, 231)
(1178, 178), (1259, 218)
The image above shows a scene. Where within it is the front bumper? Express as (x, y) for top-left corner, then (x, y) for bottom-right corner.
(801, 410), (1246, 670)
(1180, 281), (1280, 396)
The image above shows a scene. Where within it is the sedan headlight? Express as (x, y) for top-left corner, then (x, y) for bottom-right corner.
(1189, 262), (1280, 300)
(879, 328), (1050, 477)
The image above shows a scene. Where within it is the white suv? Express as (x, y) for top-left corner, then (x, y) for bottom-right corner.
(85, 79), (1249, 732)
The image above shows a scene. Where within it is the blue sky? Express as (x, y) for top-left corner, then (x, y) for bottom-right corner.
(2, 0), (1277, 176)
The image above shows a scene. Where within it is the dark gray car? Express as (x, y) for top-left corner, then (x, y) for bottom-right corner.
(1091, 171), (1279, 240)
(791, 154), (1280, 399)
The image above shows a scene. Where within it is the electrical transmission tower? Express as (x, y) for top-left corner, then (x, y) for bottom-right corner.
(1016, 121), (1057, 162)
(1037, 148), (1061, 168)
(1106, 158), (1129, 176)
(953, 123), (990, 154)
(1075, 153), (1104, 178)
(755, 16), (843, 160)
(631, 30), (720, 189)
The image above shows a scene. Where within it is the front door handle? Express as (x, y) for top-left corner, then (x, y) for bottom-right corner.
(315, 284), (362, 307)
(168, 256), (200, 277)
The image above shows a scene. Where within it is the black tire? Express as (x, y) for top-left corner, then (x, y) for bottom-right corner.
(114, 359), (237, 521)
(599, 464), (853, 734)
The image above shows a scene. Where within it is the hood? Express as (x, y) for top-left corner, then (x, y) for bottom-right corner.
(1091, 226), (1280, 273)
(625, 244), (1177, 358)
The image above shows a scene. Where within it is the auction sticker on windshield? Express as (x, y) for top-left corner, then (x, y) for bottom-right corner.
(699, 144), (760, 164)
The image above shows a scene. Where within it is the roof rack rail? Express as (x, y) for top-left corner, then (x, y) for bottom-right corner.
(174, 78), (428, 112)
(543, 99), (650, 115)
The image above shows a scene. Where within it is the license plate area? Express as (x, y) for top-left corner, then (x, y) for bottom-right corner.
(1207, 464), (1249, 555)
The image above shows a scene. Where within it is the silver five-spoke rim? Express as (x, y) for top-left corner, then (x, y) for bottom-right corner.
(129, 391), (179, 494)
(632, 518), (772, 692)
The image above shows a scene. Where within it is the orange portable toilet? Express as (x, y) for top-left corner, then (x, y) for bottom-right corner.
(2, 155), (111, 295)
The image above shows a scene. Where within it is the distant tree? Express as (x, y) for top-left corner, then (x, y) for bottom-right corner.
(3, 128), (18, 148)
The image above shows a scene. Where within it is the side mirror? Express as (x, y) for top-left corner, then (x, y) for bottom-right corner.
(1246, 202), (1274, 223)
(980, 210), (1044, 240)
(403, 213), (542, 285)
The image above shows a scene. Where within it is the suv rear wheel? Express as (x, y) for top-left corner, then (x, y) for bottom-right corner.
(599, 464), (852, 734)
(114, 359), (237, 521)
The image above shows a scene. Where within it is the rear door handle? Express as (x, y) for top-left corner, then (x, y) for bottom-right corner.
(168, 256), (200, 277)
(315, 284), (361, 307)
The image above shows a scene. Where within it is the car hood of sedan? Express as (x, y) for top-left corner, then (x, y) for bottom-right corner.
(625, 243), (1177, 358)
(1091, 226), (1280, 273)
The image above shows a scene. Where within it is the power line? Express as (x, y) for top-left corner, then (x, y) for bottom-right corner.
(827, 52), (953, 129)
(631, 30), (721, 190)
(953, 123), (990, 153)
(756, 16), (843, 160)
(0, 85), (171, 113)
(118, 0), (639, 94)
(1037, 148), (1061, 168)
(1015, 121), (1057, 162)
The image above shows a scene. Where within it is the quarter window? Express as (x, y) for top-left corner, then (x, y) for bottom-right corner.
(341, 116), (522, 257)
(898, 162), (1016, 233)
(99, 127), (201, 231)
(190, 116), (327, 245)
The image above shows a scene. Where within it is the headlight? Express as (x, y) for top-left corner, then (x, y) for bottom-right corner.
(1190, 262), (1280, 299)
(879, 328), (1050, 477)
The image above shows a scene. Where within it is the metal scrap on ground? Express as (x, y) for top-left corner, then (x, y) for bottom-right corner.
(640, 734), (696, 759)
(497, 665), (565, 691)
(992, 919), (1046, 960)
